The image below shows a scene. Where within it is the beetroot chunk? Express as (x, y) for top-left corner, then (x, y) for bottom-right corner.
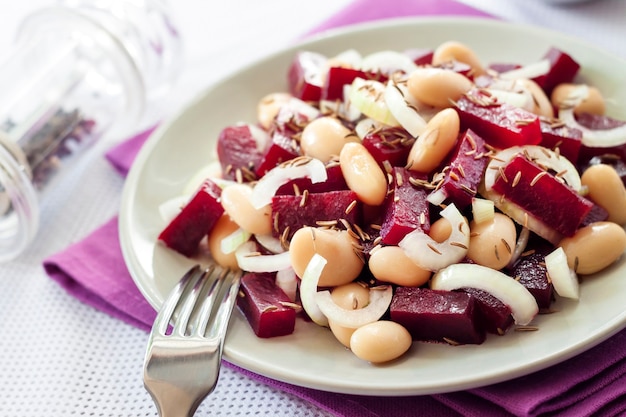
(491, 154), (593, 237)
(275, 163), (348, 195)
(539, 118), (583, 164)
(271, 190), (361, 241)
(158, 179), (224, 257)
(379, 167), (430, 245)
(460, 287), (513, 335)
(429, 129), (489, 209)
(390, 287), (486, 345)
(533, 47), (580, 95)
(237, 272), (297, 338)
(510, 252), (554, 309)
(216, 125), (265, 182)
(361, 126), (415, 169)
(455, 89), (542, 149)
(287, 51), (326, 102)
(255, 131), (301, 177)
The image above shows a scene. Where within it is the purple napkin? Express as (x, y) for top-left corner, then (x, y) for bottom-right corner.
(43, 0), (626, 416)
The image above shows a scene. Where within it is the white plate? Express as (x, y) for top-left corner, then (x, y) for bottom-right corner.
(119, 17), (626, 396)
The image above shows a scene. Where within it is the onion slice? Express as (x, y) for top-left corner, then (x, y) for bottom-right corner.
(499, 59), (550, 81)
(250, 157), (327, 209)
(314, 286), (393, 329)
(360, 50), (419, 75)
(276, 267), (298, 302)
(545, 247), (580, 300)
(349, 77), (399, 126)
(384, 80), (428, 137)
(432, 263), (539, 325)
(220, 227), (252, 254)
(235, 241), (291, 272)
(299, 254), (329, 326)
(399, 203), (470, 272)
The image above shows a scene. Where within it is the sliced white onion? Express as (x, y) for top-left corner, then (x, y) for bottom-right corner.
(158, 195), (188, 223)
(299, 253), (329, 326)
(276, 97), (321, 124)
(254, 233), (285, 254)
(354, 117), (385, 140)
(499, 59), (550, 81)
(507, 226), (530, 269)
(220, 227), (252, 254)
(426, 188), (447, 206)
(399, 203), (470, 272)
(545, 247), (580, 300)
(432, 263), (539, 325)
(276, 267), (298, 302)
(559, 106), (626, 148)
(250, 157), (327, 209)
(329, 48), (362, 68)
(384, 80), (428, 137)
(471, 197), (495, 225)
(349, 77), (399, 126)
(246, 123), (272, 152)
(485, 89), (534, 112)
(235, 241), (291, 272)
(360, 50), (419, 75)
(314, 285), (393, 329)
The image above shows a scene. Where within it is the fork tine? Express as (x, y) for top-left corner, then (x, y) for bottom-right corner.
(153, 264), (202, 336)
(207, 269), (242, 340)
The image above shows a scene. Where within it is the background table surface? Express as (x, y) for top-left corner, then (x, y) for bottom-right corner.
(1, 0), (625, 416)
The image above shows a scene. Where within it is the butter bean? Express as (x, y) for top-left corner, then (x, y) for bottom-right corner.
(407, 108), (460, 174)
(467, 213), (517, 270)
(350, 321), (412, 363)
(289, 227), (364, 287)
(300, 116), (358, 163)
(208, 214), (241, 270)
(257, 92), (292, 129)
(407, 67), (474, 108)
(221, 183), (272, 235)
(581, 164), (626, 225)
(339, 142), (388, 206)
(328, 283), (370, 347)
(559, 222), (626, 275)
(429, 217), (452, 243)
(431, 41), (487, 76)
(368, 245), (431, 286)
(551, 83), (606, 116)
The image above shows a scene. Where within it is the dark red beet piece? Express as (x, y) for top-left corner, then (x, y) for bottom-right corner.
(390, 287), (486, 345)
(158, 179), (224, 257)
(216, 125), (265, 182)
(237, 272), (297, 338)
(580, 203), (609, 227)
(287, 51), (326, 102)
(509, 252), (554, 309)
(533, 47), (580, 95)
(460, 287), (513, 335)
(361, 126), (415, 169)
(275, 163), (348, 195)
(455, 89), (542, 149)
(379, 167), (430, 245)
(539, 118), (583, 164)
(491, 154), (593, 237)
(428, 129), (489, 209)
(321, 66), (386, 101)
(255, 131), (301, 177)
(270, 189), (361, 241)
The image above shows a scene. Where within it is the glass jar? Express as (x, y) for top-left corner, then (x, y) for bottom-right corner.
(0, 0), (182, 262)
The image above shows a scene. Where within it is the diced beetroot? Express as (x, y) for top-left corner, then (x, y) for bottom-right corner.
(274, 163), (348, 195)
(460, 287), (514, 335)
(379, 168), (430, 245)
(575, 113), (626, 165)
(237, 272), (297, 338)
(321, 66), (386, 101)
(270, 190), (361, 240)
(287, 51), (327, 102)
(404, 48), (434, 66)
(580, 203), (609, 227)
(539, 118), (583, 164)
(455, 89), (543, 149)
(158, 179), (224, 257)
(216, 125), (265, 182)
(428, 129), (490, 209)
(509, 252), (554, 309)
(255, 131), (301, 177)
(390, 287), (486, 345)
(491, 154), (594, 237)
(361, 126), (415, 169)
(533, 47), (580, 95)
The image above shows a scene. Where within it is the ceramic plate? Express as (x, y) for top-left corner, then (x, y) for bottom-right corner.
(119, 17), (626, 396)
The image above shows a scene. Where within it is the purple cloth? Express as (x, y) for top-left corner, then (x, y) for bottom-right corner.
(43, 0), (626, 416)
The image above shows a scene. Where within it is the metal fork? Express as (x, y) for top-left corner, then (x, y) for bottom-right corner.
(143, 264), (242, 417)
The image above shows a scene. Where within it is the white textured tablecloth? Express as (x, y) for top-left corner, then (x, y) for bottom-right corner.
(1, 0), (625, 416)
